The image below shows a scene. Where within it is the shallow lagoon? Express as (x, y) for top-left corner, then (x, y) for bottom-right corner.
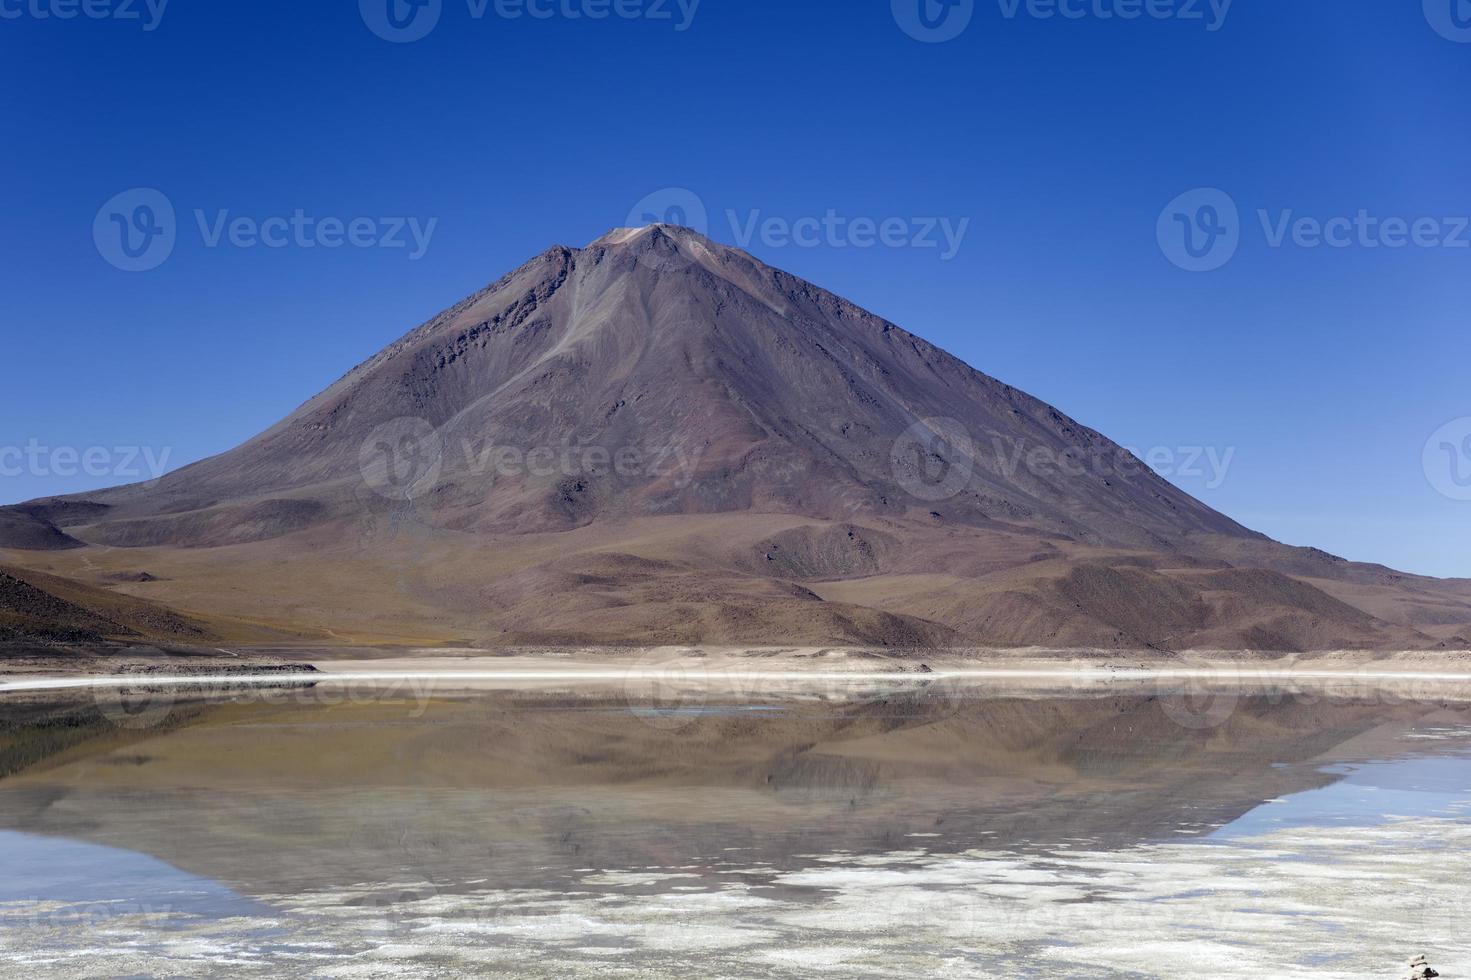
(1, 677), (1468, 978)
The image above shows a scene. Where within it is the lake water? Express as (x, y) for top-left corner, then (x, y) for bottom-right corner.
(1, 676), (1469, 978)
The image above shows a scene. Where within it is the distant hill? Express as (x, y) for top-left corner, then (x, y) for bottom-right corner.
(0, 564), (210, 643)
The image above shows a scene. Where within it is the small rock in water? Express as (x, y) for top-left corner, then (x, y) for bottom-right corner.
(1405, 954), (1440, 979)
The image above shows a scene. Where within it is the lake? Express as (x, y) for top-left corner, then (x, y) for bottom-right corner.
(0, 673), (1468, 978)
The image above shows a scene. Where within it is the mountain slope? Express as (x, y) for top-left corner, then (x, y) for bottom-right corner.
(15, 225), (1252, 547)
(3, 225), (1468, 651)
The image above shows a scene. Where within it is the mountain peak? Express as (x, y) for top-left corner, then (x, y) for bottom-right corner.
(589, 225), (655, 247)
(20, 222), (1249, 550)
(5, 226), (1464, 650)
(586, 223), (719, 251)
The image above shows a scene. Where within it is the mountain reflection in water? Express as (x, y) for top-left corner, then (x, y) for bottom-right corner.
(1, 681), (1469, 978)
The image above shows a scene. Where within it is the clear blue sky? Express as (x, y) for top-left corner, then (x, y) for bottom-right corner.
(2, 0), (1468, 577)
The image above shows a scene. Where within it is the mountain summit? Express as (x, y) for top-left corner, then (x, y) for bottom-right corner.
(24, 224), (1247, 544)
(5, 226), (1469, 650)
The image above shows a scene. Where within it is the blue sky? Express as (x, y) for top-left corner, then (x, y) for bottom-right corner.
(1, 0), (1469, 577)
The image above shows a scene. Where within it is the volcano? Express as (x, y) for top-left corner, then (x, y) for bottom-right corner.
(4, 225), (1470, 651)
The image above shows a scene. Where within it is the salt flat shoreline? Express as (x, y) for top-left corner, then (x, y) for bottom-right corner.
(5, 645), (1471, 696)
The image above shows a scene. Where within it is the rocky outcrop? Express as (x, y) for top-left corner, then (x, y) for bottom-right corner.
(1406, 955), (1440, 979)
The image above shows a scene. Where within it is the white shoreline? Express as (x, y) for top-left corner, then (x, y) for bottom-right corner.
(7, 666), (1471, 696)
